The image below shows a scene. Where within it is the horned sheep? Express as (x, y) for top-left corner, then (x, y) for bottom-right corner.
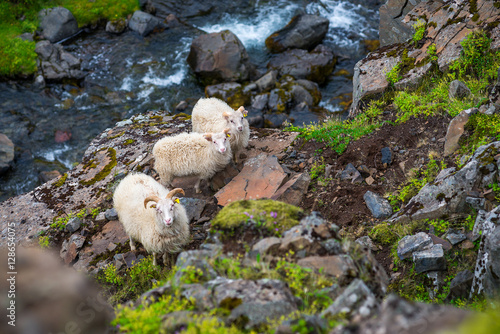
(191, 97), (250, 163)
(153, 129), (232, 193)
(113, 173), (190, 266)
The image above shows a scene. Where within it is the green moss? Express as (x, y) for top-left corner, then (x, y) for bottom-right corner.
(108, 131), (125, 139)
(472, 13), (480, 22)
(122, 138), (135, 146)
(172, 112), (191, 120)
(211, 199), (303, 232)
(53, 173), (68, 187)
(79, 147), (117, 186)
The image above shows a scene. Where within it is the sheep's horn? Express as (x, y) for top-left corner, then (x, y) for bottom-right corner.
(144, 195), (161, 209)
(237, 106), (247, 116)
(223, 128), (230, 134)
(166, 188), (185, 199)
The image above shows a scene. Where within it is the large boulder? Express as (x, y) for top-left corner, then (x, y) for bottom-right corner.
(0, 133), (15, 175)
(128, 10), (164, 36)
(379, 0), (422, 46)
(187, 30), (253, 85)
(265, 14), (329, 53)
(267, 45), (336, 84)
(38, 7), (79, 43)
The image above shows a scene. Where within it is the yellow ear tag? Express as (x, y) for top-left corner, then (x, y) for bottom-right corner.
(243, 114), (247, 117)
(150, 204), (156, 208)
(226, 133), (231, 138)
(174, 198), (180, 204)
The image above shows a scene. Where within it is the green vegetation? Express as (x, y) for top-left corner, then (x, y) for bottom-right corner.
(211, 199), (303, 236)
(38, 235), (50, 248)
(0, 0), (139, 77)
(412, 19), (427, 45)
(50, 207), (100, 230)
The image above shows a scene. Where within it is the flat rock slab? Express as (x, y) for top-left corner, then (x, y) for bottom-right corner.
(215, 154), (286, 206)
(397, 232), (433, 260)
(297, 255), (357, 278)
(413, 244), (447, 274)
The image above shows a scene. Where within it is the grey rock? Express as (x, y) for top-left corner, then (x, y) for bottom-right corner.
(128, 10), (163, 36)
(471, 210), (488, 242)
(252, 237), (281, 255)
(180, 284), (214, 310)
(106, 18), (128, 34)
(65, 217), (82, 233)
(340, 163), (362, 183)
(321, 279), (379, 319)
(413, 244), (447, 273)
(213, 279), (299, 329)
(356, 236), (377, 251)
(95, 212), (107, 223)
(381, 147), (392, 164)
(379, 0), (417, 46)
(174, 250), (217, 284)
(268, 88), (292, 112)
(278, 315), (328, 334)
(397, 232), (433, 260)
(104, 208), (118, 221)
(140, 281), (173, 304)
(264, 113), (288, 128)
(297, 255), (357, 279)
(19, 32), (34, 41)
(0, 133), (15, 175)
(321, 239), (343, 255)
(483, 224), (500, 298)
(114, 251), (138, 268)
(179, 197), (206, 223)
(363, 191), (392, 219)
(445, 229), (467, 245)
(446, 270), (474, 301)
(34, 75), (46, 90)
(266, 14), (329, 52)
(290, 84), (314, 106)
(35, 41), (83, 81)
(251, 94), (269, 111)
(465, 196), (485, 211)
(38, 7), (78, 43)
(254, 71), (277, 92)
(449, 80), (471, 99)
(205, 82), (242, 100)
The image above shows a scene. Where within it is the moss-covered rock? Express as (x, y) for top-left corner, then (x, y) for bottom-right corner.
(211, 199), (303, 232)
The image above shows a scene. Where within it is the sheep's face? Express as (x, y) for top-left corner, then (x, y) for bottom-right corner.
(223, 107), (248, 133)
(204, 131), (231, 154)
(153, 198), (178, 227)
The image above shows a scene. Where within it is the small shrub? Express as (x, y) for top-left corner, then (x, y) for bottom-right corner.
(412, 19), (427, 44)
(38, 235), (50, 248)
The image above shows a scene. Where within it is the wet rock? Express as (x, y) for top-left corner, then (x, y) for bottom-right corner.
(446, 270), (474, 302)
(321, 279), (378, 319)
(35, 40), (84, 81)
(252, 237), (282, 255)
(340, 163), (363, 183)
(106, 18), (127, 34)
(128, 10), (163, 36)
(214, 154), (287, 206)
(254, 71), (277, 92)
(34, 75), (46, 90)
(213, 279), (299, 329)
(413, 244), (447, 273)
(381, 147), (392, 164)
(38, 7), (79, 43)
(104, 208), (118, 221)
(444, 108), (478, 156)
(297, 255), (357, 279)
(349, 293), (471, 334)
(271, 172), (311, 206)
(0, 134), (15, 175)
(187, 30), (253, 85)
(179, 197), (206, 223)
(449, 80), (471, 99)
(445, 229), (466, 245)
(363, 191), (392, 219)
(265, 14), (329, 53)
(65, 217), (82, 233)
(397, 232), (433, 260)
(267, 45), (336, 84)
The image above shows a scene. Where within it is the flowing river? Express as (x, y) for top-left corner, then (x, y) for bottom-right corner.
(0, 0), (380, 201)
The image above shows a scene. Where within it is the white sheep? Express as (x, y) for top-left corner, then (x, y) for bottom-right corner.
(191, 97), (250, 163)
(153, 129), (232, 193)
(113, 173), (190, 266)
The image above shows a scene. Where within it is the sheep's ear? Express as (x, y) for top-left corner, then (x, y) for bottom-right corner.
(237, 106), (247, 117)
(222, 111), (231, 120)
(204, 133), (213, 141)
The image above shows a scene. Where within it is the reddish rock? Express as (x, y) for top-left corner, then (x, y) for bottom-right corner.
(271, 172), (311, 206)
(55, 130), (72, 143)
(444, 108), (478, 156)
(429, 234), (453, 252)
(297, 255), (357, 278)
(39, 170), (61, 183)
(214, 154), (287, 206)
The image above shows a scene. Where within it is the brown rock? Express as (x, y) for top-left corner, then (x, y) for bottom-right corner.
(252, 237), (282, 255)
(214, 154), (287, 206)
(429, 234), (453, 252)
(460, 240), (475, 250)
(444, 108), (478, 156)
(365, 176), (375, 185)
(279, 236), (313, 253)
(39, 170), (62, 183)
(271, 172), (311, 206)
(297, 255), (357, 278)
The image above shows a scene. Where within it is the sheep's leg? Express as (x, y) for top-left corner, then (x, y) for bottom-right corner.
(162, 253), (173, 268)
(129, 237), (136, 251)
(195, 178), (202, 194)
(152, 252), (158, 266)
